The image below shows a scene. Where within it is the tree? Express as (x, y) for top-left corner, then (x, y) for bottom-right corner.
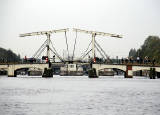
(0, 47), (21, 63)
(129, 48), (137, 59)
(129, 36), (160, 64)
(139, 36), (160, 63)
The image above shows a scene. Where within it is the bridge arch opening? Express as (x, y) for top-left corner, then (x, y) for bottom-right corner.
(14, 67), (43, 77)
(0, 68), (8, 75)
(98, 68), (126, 76)
(132, 69), (160, 78)
(132, 69), (149, 77)
(113, 68), (126, 76)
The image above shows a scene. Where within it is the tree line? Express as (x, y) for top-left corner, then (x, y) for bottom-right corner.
(129, 36), (160, 64)
(0, 47), (21, 63)
(1, 36), (160, 64)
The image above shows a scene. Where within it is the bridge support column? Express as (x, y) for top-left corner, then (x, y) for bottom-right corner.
(125, 65), (133, 78)
(88, 64), (99, 78)
(8, 69), (16, 77)
(42, 68), (53, 78)
(88, 68), (98, 78)
(149, 68), (156, 79)
(140, 70), (142, 76)
(157, 72), (160, 78)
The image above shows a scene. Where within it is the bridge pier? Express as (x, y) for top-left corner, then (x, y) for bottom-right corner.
(88, 68), (98, 78)
(125, 65), (133, 78)
(8, 72), (17, 77)
(157, 72), (160, 78)
(8, 65), (16, 77)
(140, 70), (143, 76)
(149, 68), (156, 79)
(42, 68), (53, 77)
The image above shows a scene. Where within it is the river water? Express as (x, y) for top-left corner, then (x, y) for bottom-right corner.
(0, 75), (160, 115)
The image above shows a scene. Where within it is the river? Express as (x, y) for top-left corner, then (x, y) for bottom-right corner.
(0, 75), (160, 115)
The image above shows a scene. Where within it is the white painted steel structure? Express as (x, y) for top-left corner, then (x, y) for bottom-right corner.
(0, 64), (49, 77)
(92, 64), (160, 77)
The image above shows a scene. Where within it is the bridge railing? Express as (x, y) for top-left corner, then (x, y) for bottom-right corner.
(92, 60), (160, 67)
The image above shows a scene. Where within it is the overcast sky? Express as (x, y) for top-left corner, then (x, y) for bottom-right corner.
(0, 0), (160, 59)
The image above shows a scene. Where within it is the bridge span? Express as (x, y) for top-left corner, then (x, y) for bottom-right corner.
(0, 63), (49, 77)
(1, 63), (160, 78)
(92, 64), (160, 78)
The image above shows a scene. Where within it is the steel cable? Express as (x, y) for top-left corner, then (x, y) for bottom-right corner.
(64, 31), (69, 59)
(72, 31), (78, 60)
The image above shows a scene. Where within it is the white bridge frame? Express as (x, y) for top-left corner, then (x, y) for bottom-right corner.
(92, 64), (160, 77)
(0, 64), (49, 77)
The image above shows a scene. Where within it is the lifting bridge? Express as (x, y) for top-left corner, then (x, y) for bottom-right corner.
(1, 28), (160, 78)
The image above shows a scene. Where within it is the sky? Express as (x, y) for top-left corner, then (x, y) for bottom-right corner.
(0, 0), (160, 59)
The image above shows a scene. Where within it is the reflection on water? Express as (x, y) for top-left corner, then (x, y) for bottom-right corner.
(0, 75), (160, 115)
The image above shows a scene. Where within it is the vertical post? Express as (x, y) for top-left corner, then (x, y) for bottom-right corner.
(125, 65), (133, 78)
(149, 68), (156, 79)
(157, 72), (160, 78)
(8, 65), (16, 77)
(92, 33), (96, 59)
(46, 34), (50, 59)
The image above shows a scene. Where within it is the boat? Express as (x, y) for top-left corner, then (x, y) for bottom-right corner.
(99, 68), (114, 76)
(60, 64), (84, 76)
(28, 68), (42, 76)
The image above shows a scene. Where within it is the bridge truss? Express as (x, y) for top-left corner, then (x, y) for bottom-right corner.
(20, 29), (69, 62)
(72, 28), (122, 62)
